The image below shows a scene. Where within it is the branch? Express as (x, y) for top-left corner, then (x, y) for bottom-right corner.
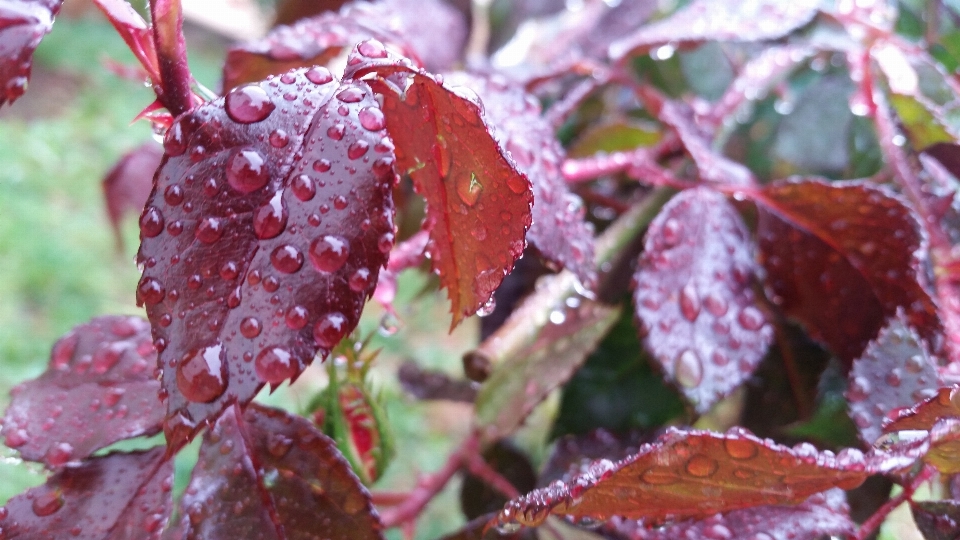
(150, 0), (194, 116)
(854, 466), (933, 540)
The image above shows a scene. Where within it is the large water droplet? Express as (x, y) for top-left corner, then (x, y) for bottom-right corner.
(138, 277), (165, 305)
(456, 173), (483, 206)
(358, 39), (388, 58)
(358, 107), (385, 131)
(31, 489), (64, 517)
(685, 454), (719, 477)
(176, 343), (227, 403)
(240, 317), (262, 338)
(253, 192), (287, 239)
(314, 312), (348, 348)
(271, 244), (304, 273)
(291, 174), (316, 201)
(140, 206), (165, 237)
(309, 235), (350, 272)
(225, 84), (276, 124)
(195, 217), (224, 244)
(723, 437), (758, 459)
(226, 149), (269, 193)
(737, 306), (764, 330)
(306, 66), (333, 85)
(256, 347), (297, 384)
(674, 349), (703, 388)
(679, 284), (701, 321)
(336, 87), (365, 103)
(348, 140), (369, 160)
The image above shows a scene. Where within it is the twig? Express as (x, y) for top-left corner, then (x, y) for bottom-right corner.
(545, 72), (609, 130)
(464, 452), (521, 499)
(854, 466), (933, 540)
(150, 0), (195, 116)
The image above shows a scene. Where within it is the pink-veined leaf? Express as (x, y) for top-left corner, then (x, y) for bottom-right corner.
(102, 141), (164, 249)
(496, 427), (875, 528)
(612, 488), (855, 540)
(754, 178), (940, 363)
(633, 187), (772, 413)
(353, 45), (534, 326)
(608, 0), (820, 62)
(172, 403), (383, 539)
(444, 72), (596, 288)
(0, 0), (63, 106)
(137, 67), (395, 448)
(0, 448), (173, 539)
(847, 311), (941, 446)
(1, 316), (162, 468)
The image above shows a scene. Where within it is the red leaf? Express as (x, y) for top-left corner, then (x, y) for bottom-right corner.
(613, 488), (854, 540)
(657, 101), (755, 187)
(102, 141), (164, 249)
(173, 403), (383, 539)
(0, 448), (173, 539)
(496, 427), (872, 528)
(633, 187), (772, 413)
(137, 68), (395, 447)
(609, 0), (820, 61)
(90, 0), (160, 84)
(885, 386), (960, 433)
(754, 178), (940, 363)
(847, 311), (941, 446)
(358, 51), (533, 326)
(0, 0), (63, 107)
(444, 72), (596, 287)
(1, 316), (162, 468)
(912, 499), (960, 540)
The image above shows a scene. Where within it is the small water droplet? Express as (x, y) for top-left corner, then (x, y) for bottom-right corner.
(336, 87), (365, 103)
(195, 217), (224, 244)
(226, 149), (269, 193)
(703, 292), (728, 316)
(176, 343), (227, 403)
(269, 129), (289, 148)
(225, 84), (276, 124)
(333, 195), (348, 210)
(306, 66), (333, 85)
(662, 218), (681, 246)
(477, 297), (496, 317)
(685, 454), (719, 477)
(905, 354), (925, 373)
(456, 173), (483, 206)
(378, 232), (394, 253)
(674, 349), (703, 388)
(358, 39), (388, 58)
(31, 489), (64, 517)
(848, 376), (871, 402)
(286, 305), (308, 329)
(138, 277), (165, 305)
(164, 185), (184, 206)
(256, 347), (297, 384)
(885, 368), (902, 387)
(140, 206), (165, 237)
(349, 268), (371, 292)
(291, 174), (316, 201)
(309, 235), (350, 272)
(348, 140), (369, 160)
(271, 244), (304, 273)
(723, 437), (758, 459)
(737, 306), (764, 331)
(46, 442), (74, 467)
(679, 284), (701, 321)
(358, 107), (385, 131)
(164, 121), (187, 156)
(240, 317), (262, 338)
(314, 312), (348, 348)
(327, 124), (345, 141)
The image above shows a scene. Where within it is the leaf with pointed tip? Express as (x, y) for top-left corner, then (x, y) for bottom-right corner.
(137, 68), (395, 448)
(173, 403), (383, 539)
(633, 187), (772, 413)
(444, 72), (596, 288)
(1, 316), (162, 468)
(0, 0), (63, 106)
(657, 101), (755, 187)
(357, 55), (533, 326)
(496, 427), (873, 528)
(847, 311), (941, 446)
(608, 0), (819, 61)
(103, 141), (164, 249)
(912, 499), (960, 540)
(613, 489), (854, 540)
(474, 291), (620, 443)
(91, 0), (160, 83)
(0, 448), (173, 539)
(754, 178), (940, 363)
(885, 386), (960, 433)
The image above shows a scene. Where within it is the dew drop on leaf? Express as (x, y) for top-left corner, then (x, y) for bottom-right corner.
(285, 306), (308, 329)
(176, 343), (227, 403)
(271, 245), (304, 273)
(225, 149), (269, 193)
(225, 84), (276, 124)
(309, 235), (350, 272)
(30, 489), (63, 517)
(253, 193), (288, 239)
(140, 207), (164, 238)
(291, 174), (316, 202)
(255, 347), (296, 384)
(305, 66), (333, 85)
(675, 350), (704, 388)
(195, 217), (224, 244)
(358, 107), (385, 131)
(240, 317), (262, 339)
(313, 312), (348, 348)
(137, 277), (165, 305)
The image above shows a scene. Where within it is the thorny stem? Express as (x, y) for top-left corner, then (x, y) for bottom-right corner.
(854, 466), (933, 540)
(149, 0), (195, 117)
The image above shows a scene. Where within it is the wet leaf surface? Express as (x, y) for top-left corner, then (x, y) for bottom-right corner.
(496, 427), (872, 528)
(102, 141), (164, 248)
(885, 386), (960, 433)
(1, 316), (162, 467)
(0, 0), (63, 107)
(633, 187), (772, 413)
(608, 0), (820, 61)
(360, 57), (533, 326)
(173, 403), (382, 540)
(912, 499), (960, 540)
(846, 312), (941, 446)
(612, 488), (854, 540)
(0, 448), (173, 539)
(444, 72), (596, 288)
(754, 178), (940, 363)
(137, 68), (394, 447)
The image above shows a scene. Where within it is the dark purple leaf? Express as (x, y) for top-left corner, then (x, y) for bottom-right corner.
(174, 403), (383, 539)
(847, 311), (941, 446)
(2, 316), (162, 468)
(608, 0), (820, 61)
(137, 68), (395, 448)
(0, 0), (63, 107)
(0, 448), (173, 539)
(102, 141), (164, 249)
(658, 100), (755, 187)
(496, 427), (872, 528)
(633, 187), (772, 413)
(444, 72), (597, 288)
(754, 178), (940, 363)
(613, 489), (854, 540)
(912, 499), (960, 540)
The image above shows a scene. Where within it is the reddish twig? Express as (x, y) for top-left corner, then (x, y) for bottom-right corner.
(370, 491), (410, 506)
(464, 452), (521, 500)
(149, 0), (195, 116)
(854, 466), (933, 540)
(545, 72), (609, 130)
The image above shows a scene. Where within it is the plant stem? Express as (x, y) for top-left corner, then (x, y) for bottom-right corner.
(150, 0), (194, 116)
(854, 466), (932, 540)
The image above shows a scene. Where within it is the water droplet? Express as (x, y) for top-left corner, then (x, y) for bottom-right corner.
(46, 442), (73, 467)
(641, 467), (680, 484)
(140, 206), (165, 237)
(253, 193), (287, 239)
(195, 217), (224, 244)
(333, 195), (348, 210)
(313, 159), (331, 173)
(304, 66), (332, 85)
(314, 312), (348, 348)
(267, 433), (294, 457)
(685, 454), (719, 477)
(477, 297), (497, 317)
(848, 376), (871, 402)
(309, 235), (350, 272)
(176, 343), (227, 403)
(327, 124), (345, 141)
(336, 87), (365, 103)
(240, 317), (262, 338)
(271, 244), (304, 273)
(163, 185), (184, 206)
(5, 428), (29, 448)
(723, 437), (758, 459)
(138, 277), (165, 305)
(291, 174), (316, 201)
(506, 173), (527, 195)
(226, 149), (269, 193)
(679, 284), (701, 321)
(886, 368), (902, 387)
(378, 232), (394, 253)
(496, 522), (523, 534)
(225, 84), (276, 124)
(358, 39), (388, 58)
(286, 305), (308, 329)
(662, 218), (681, 246)
(674, 349), (703, 388)
(703, 292), (728, 316)
(349, 268), (371, 292)
(256, 347), (297, 384)
(51, 333), (78, 369)
(269, 129), (289, 148)
(737, 306), (764, 331)
(905, 354), (926, 373)
(164, 121), (187, 156)
(456, 173), (483, 206)
(358, 107), (385, 131)
(31, 489), (64, 517)
(348, 140), (369, 160)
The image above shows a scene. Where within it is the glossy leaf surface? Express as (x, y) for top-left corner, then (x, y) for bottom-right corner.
(634, 187), (772, 412)
(361, 59), (533, 326)
(614, 489), (854, 540)
(0, 0), (62, 106)
(444, 72), (596, 288)
(609, 0), (819, 61)
(755, 179), (939, 363)
(174, 403), (382, 539)
(137, 68), (394, 447)
(885, 386), (960, 433)
(497, 427), (872, 528)
(103, 141), (164, 248)
(1, 316), (162, 467)
(847, 312), (940, 446)
(912, 499), (960, 540)
(0, 448), (173, 539)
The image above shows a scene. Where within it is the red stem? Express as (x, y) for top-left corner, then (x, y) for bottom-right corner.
(149, 0), (194, 117)
(854, 466), (932, 540)
(464, 452), (521, 499)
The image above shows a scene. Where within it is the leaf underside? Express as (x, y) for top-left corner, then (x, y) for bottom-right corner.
(0, 0), (63, 107)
